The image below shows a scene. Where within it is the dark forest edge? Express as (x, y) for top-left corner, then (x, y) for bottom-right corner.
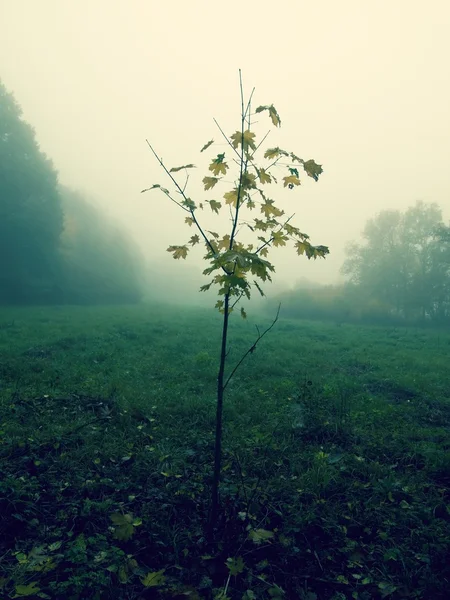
(0, 80), (145, 306)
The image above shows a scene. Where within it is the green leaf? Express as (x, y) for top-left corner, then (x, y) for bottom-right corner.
(255, 104), (281, 127)
(303, 159), (323, 181)
(189, 235), (200, 246)
(182, 197), (196, 210)
(207, 199), (222, 214)
(248, 528), (274, 544)
(241, 307), (247, 319)
(203, 176), (219, 190)
(185, 216), (194, 227)
(167, 245), (189, 259)
(141, 569), (166, 587)
(226, 556), (245, 575)
(200, 139), (214, 152)
(169, 164), (196, 173)
(141, 183), (170, 194)
(13, 582), (40, 597)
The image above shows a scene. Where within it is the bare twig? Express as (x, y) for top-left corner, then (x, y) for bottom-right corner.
(223, 303), (281, 392)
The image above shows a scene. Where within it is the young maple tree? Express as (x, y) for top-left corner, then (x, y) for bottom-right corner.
(142, 73), (329, 535)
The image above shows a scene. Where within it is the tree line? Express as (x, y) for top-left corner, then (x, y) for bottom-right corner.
(0, 80), (144, 305)
(272, 201), (450, 326)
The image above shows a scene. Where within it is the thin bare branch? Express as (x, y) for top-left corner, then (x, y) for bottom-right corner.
(223, 304), (281, 392)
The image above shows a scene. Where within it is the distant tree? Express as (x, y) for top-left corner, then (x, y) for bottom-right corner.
(342, 201), (449, 322)
(59, 186), (144, 304)
(143, 72), (329, 538)
(0, 80), (63, 303)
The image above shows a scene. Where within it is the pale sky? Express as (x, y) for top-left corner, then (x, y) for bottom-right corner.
(1, 0), (449, 290)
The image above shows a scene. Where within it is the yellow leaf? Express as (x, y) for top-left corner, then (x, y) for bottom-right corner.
(224, 189), (238, 207)
(203, 176), (219, 190)
(209, 153), (228, 176)
(272, 231), (288, 247)
(218, 234), (230, 250)
(255, 104), (281, 127)
(264, 147), (289, 160)
(261, 200), (283, 218)
(283, 175), (301, 188)
(230, 130), (256, 152)
(258, 168), (272, 184)
(167, 245), (189, 259)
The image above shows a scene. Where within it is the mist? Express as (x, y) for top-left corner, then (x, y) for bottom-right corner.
(1, 0), (449, 301)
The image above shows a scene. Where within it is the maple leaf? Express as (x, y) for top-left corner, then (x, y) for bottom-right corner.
(260, 247), (269, 257)
(258, 168), (272, 184)
(189, 235), (200, 245)
(167, 245), (189, 259)
(182, 197), (196, 210)
(209, 153), (228, 176)
(218, 234), (230, 250)
(295, 240), (308, 256)
(255, 104), (281, 127)
(261, 200), (283, 218)
(200, 283), (212, 292)
(241, 172), (257, 189)
(283, 175), (301, 189)
(272, 231), (288, 247)
(230, 130), (256, 152)
(224, 189), (238, 207)
(264, 147), (289, 160)
(247, 199), (256, 210)
(169, 164), (196, 173)
(203, 176), (219, 190)
(303, 159), (323, 181)
(200, 139), (214, 152)
(207, 199), (222, 214)
(185, 216), (194, 227)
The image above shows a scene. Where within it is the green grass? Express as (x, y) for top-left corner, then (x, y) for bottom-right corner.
(0, 303), (449, 599)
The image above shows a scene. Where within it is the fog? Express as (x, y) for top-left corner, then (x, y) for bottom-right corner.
(1, 0), (449, 295)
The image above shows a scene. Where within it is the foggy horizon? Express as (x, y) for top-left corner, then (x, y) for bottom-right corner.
(1, 0), (449, 292)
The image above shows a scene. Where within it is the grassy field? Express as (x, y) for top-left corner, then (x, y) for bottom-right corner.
(0, 303), (449, 599)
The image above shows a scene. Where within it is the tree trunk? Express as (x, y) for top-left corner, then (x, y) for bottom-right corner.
(208, 293), (230, 540)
